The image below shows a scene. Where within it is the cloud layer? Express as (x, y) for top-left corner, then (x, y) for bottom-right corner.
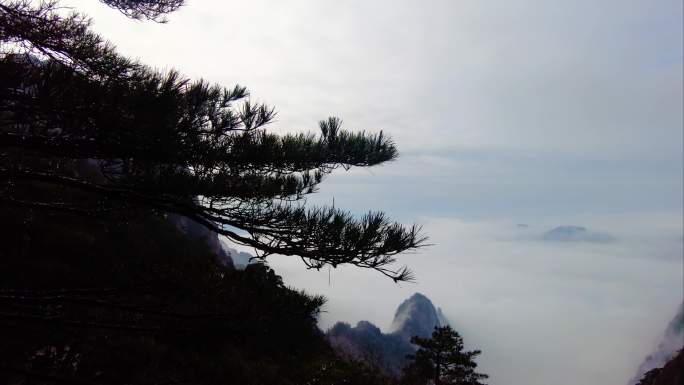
(67, 1), (684, 384)
(265, 214), (683, 385)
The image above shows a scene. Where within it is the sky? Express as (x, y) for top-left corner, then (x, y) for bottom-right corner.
(67, 1), (683, 384)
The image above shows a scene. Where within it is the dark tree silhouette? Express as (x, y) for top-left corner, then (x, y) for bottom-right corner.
(402, 326), (488, 385)
(0, 0), (426, 282)
(101, 0), (184, 20)
(0, 1), (423, 383)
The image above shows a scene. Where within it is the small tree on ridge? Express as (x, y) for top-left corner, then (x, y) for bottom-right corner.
(403, 326), (488, 385)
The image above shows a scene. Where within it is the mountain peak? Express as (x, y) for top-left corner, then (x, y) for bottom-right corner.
(326, 292), (447, 376)
(390, 292), (443, 340)
(542, 225), (615, 243)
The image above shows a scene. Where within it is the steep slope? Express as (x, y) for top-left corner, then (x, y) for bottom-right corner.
(220, 245), (256, 270)
(390, 293), (444, 340)
(327, 292), (446, 376)
(630, 302), (684, 385)
(171, 213), (233, 268)
(0, 189), (384, 384)
(327, 321), (414, 375)
(635, 350), (683, 385)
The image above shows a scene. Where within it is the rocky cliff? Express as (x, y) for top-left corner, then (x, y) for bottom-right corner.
(327, 292), (446, 376)
(630, 302), (684, 385)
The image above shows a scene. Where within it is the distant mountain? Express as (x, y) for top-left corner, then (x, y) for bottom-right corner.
(327, 293), (445, 376)
(630, 302), (684, 385)
(220, 245), (255, 270)
(327, 321), (413, 375)
(542, 225), (615, 243)
(390, 293), (445, 340)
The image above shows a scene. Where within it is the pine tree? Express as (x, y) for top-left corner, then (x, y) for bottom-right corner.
(0, 0), (426, 282)
(0, 1), (424, 383)
(403, 326), (488, 385)
(100, 0), (184, 21)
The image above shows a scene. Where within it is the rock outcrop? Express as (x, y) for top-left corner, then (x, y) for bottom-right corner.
(327, 292), (446, 376)
(390, 293), (444, 340)
(630, 302), (684, 385)
(634, 350), (683, 385)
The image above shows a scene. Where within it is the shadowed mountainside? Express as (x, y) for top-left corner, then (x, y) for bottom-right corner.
(0, 159), (393, 384)
(630, 302), (684, 385)
(634, 350), (683, 385)
(326, 293), (446, 376)
(390, 293), (448, 340)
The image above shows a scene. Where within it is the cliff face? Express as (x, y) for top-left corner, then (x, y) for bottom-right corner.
(630, 302), (684, 385)
(219, 245), (256, 270)
(390, 293), (444, 340)
(327, 292), (445, 376)
(635, 350), (683, 385)
(170, 213), (261, 271)
(170, 214), (232, 267)
(327, 321), (414, 375)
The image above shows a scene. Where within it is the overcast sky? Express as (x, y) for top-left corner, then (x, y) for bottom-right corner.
(70, 1), (683, 384)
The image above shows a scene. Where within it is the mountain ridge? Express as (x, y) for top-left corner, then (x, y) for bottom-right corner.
(327, 292), (446, 376)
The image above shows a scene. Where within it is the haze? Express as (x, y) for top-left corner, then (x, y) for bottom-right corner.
(69, 1), (683, 384)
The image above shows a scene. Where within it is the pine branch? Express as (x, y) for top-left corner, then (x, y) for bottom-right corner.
(1, 168), (426, 281)
(100, 0), (184, 22)
(0, 0), (427, 282)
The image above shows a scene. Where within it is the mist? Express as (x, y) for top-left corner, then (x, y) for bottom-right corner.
(68, 0), (684, 383)
(264, 213), (682, 385)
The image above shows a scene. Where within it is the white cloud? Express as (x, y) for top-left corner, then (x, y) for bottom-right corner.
(64, 1), (683, 384)
(67, 0), (682, 157)
(267, 214), (682, 385)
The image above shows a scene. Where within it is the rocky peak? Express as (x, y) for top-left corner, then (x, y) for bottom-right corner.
(390, 292), (443, 340)
(326, 292), (448, 376)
